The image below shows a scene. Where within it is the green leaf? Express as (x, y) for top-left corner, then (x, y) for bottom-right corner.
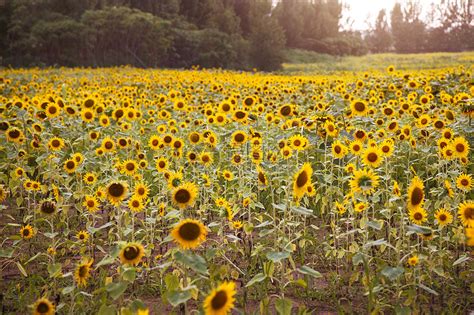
(95, 256), (115, 268)
(246, 273), (267, 287)
(16, 262), (28, 277)
(297, 266), (322, 278)
(48, 263), (62, 278)
(418, 283), (439, 296)
(97, 304), (117, 315)
(290, 206), (314, 216)
(367, 220), (383, 230)
(164, 273), (179, 291)
(275, 297), (293, 315)
(364, 238), (387, 248)
(106, 281), (128, 300)
(272, 203), (286, 211)
(406, 224), (432, 234)
(352, 252), (364, 266)
(122, 268), (136, 282)
(266, 251), (290, 263)
(380, 266), (404, 281)
(0, 248), (14, 258)
(62, 286), (75, 295)
(166, 290), (192, 307)
(453, 255), (469, 266)
(174, 251), (208, 275)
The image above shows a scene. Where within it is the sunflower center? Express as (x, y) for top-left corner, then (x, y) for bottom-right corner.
(37, 302), (50, 313)
(190, 134), (199, 142)
(358, 176), (372, 189)
(87, 200), (95, 207)
(211, 290), (228, 310)
(202, 155), (210, 163)
(104, 141), (113, 149)
(9, 129), (20, 138)
(258, 172), (266, 184)
(233, 155), (241, 163)
(334, 145), (341, 154)
(124, 246), (139, 260)
(179, 222), (201, 240)
(294, 140), (301, 147)
(414, 212), (423, 220)
(234, 133), (245, 142)
(280, 105), (291, 116)
(109, 183), (125, 197)
(354, 102), (365, 112)
(132, 200), (140, 207)
(382, 145), (390, 153)
(367, 152), (378, 162)
(296, 171), (309, 188)
(465, 207), (474, 219)
(235, 111), (245, 119)
(49, 106), (57, 114)
(175, 189), (191, 203)
(78, 265), (88, 277)
(126, 163), (135, 171)
(138, 187), (145, 195)
(439, 214), (447, 221)
(41, 201), (56, 214)
(23, 229), (30, 236)
(158, 161), (166, 168)
(456, 143), (465, 152)
(66, 161), (75, 169)
(85, 112), (93, 119)
(51, 139), (60, 147)
(411, 187), (423, 206)
(461, 179), (469, 186)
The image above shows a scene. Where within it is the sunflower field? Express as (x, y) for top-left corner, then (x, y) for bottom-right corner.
(0, 63), (473, 314)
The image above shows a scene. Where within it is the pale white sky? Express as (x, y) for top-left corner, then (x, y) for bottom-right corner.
(341, 0), (442, 31)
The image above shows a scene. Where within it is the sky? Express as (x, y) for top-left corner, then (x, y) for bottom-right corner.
(341, 0), (442, 31)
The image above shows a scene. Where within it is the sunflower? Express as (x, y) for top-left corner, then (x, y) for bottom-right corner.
(119, 242), (145, 265)
(48, 137), (65, 151)
(222, 170), (234, 181)
(106, 181), (128, 206)
(407, 255), (419, 267)
(350, 168), (380, 195)
(230, 130), (247, 147)
(434, 208), (453, 227)
(171, 218), (207, 249)
(81, 108), (95, 123)
(33, 297), (55, 315)
(203, 281), (236, 315)
(362, 147), (383, 168)
(172, 182), (198, 209)
(155, 157), (169, 172)
(349, 140), (363, 155)
(83, 172), (97, 185)
(456, 173), (473, 192)
(288, 134), (308, 151)
(0, 185), (8, 202)
(63, 159), (78, 174)
(74, 258), (93, 287)
(408, 207), (428, 225)
(134, 182), (149, 200)
(233, 110), (248, 123)
(39, 200), (57, 215)
(76, 230), (90, 242)
(393, 180), (401, 196)
(331, 140), (347, 159)
(83, 195), (99, 213)
(458, 201), (474, 227)
(121, 159), (139, 176)
(452, 136), (469, 158)
(128, 195), (145, 212)
(200, 152), (214, 167)
(257, 166), (268, 188)
(20, 224), (34, 240)
(379, 140), (394, 157)
(6, 127), (24, 143)
(350, 99), (369, 116)
(293, 163), (313, 200)
(45, 103), (60, 119)
(188, 132), (201, 145)
(101, 136), (115, 152)
(407, 176), (425, 211)
(354, 202), (367, 213)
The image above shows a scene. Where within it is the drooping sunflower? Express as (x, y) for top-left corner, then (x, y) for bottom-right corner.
(407, 176), (425, 211)
(408, 207), (428, 225)
(350, 99), (369, 116)
(74, 258), (93, 287)
(458, 201), (474, 227)
(39, 200), (57, 215)
(119, 242), (145, 265)
(33, 297), (55, 315)
(393, 180), (401, 196)
(362, 147), (383, 168)
(293, 163), (313, 200)
(203, 281), (237, 315)
(20, 224), (34, 240)
(106, 181), (128, 206)
(434, 208), (453, 227)
(456, 173), (473, 192)
(171, 218), (207, 249)
(256, 166), (268, 188)
(350, 168), (380, 195)
(445, 180), (454, 198)
(172, 182), (198, 209)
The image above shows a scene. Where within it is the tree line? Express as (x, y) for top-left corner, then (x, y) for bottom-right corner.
(0, 0), (472, 71)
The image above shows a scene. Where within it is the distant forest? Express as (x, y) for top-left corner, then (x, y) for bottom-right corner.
(0, 0), (472, 70)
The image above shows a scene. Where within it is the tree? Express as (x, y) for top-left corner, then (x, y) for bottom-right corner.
(367, 9), (392, 53)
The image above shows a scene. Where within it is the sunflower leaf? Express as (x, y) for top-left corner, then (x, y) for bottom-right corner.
(174, 251), (208, 275)
(166, 290), (192, 307)
(266, 251), (290, 262)
(275, 297), (293, 315)
(297, 265), (322, 278)
(106, 281), (128, 300)
(246, 273), (267, 287)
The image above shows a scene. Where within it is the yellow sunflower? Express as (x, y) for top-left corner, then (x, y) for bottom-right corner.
(20, 224), (34, 240)
(362, 147), (383, 168)
(76, 230), (90, 242)
(128, 195), (145, 212)
(408, 207), (428, 225)
(106, 181), (128, 206)
(458, 201), (474, 227)
(74, 258), (93, 287)
(119, 242), (145, 265)
(83, 195), (99, 213)
(171, 218), (207, 249)
(331, 140), (347, 159)
(350, 168), (380, 195)
(33, 297), (55, 315)
(172, 182), (198, 209)
(350, 99), (369, 116)
(121, 159), (139, 176)
(203, 281), (237, 315)
(434, 208), (453, 227)
(293, 163), (313, 200)
(456, 173), (473, 192)
(407, 176), (425, 211)
(48, 137), (65, 151)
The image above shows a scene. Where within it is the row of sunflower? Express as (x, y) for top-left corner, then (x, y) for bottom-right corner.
(0, 64), (473, 314)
